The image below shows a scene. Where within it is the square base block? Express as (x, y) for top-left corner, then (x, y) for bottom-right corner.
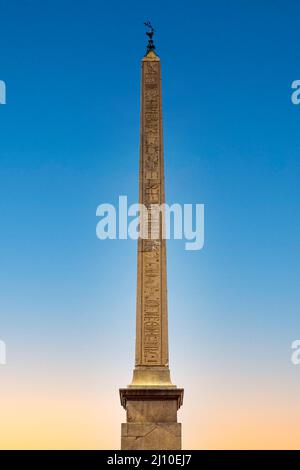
(121, 422), (181, 450)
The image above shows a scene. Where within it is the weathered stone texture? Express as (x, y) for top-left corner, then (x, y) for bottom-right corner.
(121, 423), (181, 450)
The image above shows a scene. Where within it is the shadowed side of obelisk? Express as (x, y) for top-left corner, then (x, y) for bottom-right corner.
(119, 25), (183, 450)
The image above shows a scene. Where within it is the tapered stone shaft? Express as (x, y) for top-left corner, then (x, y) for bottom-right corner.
(132, 50), (171, 387)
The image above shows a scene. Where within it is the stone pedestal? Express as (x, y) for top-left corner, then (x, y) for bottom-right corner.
(120, 388), (184, 450)
(119, 46), (184, 450)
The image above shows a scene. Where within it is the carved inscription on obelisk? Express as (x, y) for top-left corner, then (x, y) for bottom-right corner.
(135, 52), (169, 371)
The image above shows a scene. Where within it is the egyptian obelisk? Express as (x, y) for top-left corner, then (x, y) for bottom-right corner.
(119, 24), (184, 450)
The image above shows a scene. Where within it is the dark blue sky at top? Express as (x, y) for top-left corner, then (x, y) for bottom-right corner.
(0, 0), (299, 377)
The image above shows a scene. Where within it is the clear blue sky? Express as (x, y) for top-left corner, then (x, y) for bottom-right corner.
(0, 0), (300, 449)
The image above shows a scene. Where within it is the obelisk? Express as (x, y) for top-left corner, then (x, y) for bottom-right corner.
(119, 24), (183, 450)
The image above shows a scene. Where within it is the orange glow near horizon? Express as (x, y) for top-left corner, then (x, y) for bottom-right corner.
(1, 375), (299, 449)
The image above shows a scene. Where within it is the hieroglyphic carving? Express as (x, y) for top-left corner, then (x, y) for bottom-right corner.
(141, 59), (163, 365)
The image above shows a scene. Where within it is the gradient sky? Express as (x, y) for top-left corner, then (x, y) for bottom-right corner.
(0, 0), (300, 449)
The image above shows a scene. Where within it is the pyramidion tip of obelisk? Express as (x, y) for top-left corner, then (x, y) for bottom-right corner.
(143, 50), (160, 61)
